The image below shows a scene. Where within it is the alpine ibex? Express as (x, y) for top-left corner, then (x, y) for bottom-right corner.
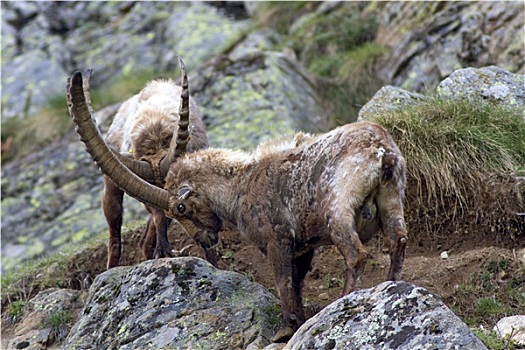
(67, 57), (217, 269)
(67, 72), (407, 342)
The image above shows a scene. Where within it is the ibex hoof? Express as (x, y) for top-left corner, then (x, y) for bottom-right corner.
(272, 326), (294, 343)
(154, 246), (175, 259)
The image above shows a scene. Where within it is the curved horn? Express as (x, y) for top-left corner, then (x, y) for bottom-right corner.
(115, 152), (156, 182)
(160, 56), (190, 178)
(67, 71), (170, 211)
(80, 69), (157, 181)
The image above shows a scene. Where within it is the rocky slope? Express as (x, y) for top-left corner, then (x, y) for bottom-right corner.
(1, 2), (524, 349)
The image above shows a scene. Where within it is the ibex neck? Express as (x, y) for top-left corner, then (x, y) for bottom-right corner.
(190, 149), (253, 225)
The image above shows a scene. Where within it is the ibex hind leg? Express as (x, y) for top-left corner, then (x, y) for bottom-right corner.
(376, 185), (407, 282)
(102, 176), (124, 269)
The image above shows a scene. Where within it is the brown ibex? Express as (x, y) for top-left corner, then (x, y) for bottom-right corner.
(67, 57), (217, 269)
(67, 72), (407, 342)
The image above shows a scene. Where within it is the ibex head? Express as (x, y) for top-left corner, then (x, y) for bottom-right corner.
(67, 57), (192, 186)
(172, 183), (221, 249)
(67, 58), (215, 229)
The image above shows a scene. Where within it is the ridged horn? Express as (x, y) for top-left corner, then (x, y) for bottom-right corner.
(160, 56), (191, 179)
(80, 69), (157, 181)
(67, 71), (170, 211)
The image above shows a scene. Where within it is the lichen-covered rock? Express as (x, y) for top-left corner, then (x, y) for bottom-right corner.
(358, 85), (425, 121)
(284, 281), (487, 350)
(437, 66), (525, 110)
(191, 30), (332, 150)
(0, 105), (147, 272)
(1, 2), (248, 121)
(375, 1), (524, 92)
(65, 257), (279, 350)
(8, 288), (84, 350)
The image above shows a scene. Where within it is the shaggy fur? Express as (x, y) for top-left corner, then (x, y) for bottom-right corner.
(164, 121), (408, 341)
(103, 80), (209, 269)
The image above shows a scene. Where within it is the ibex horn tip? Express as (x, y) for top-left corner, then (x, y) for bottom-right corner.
(83, 69), (93, 79)
(178, 56), (186, 70)
(71, 71), (83, 85)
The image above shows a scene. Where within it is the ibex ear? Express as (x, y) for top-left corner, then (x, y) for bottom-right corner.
(178, 185), (192, 200)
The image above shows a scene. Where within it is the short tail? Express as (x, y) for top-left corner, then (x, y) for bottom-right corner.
(381, 150), (403, 184)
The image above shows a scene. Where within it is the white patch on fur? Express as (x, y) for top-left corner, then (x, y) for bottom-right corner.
(377, 147), (385, 159)
(327, 151), (381, 225)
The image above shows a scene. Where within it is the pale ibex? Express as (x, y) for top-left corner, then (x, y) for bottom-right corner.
(67, 57), (217, 269)
(67, 72), (407, 342)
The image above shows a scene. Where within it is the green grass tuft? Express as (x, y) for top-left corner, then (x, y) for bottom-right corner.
(447, 257), (524, 330)
(475, 297), (506, 318)
(473, 328), (517, 350)
(5, 300), (28, 323)
(1, 230), (106, 305)
(1, 94), (72, 161)
(264, 303), (282, 329)
(371, 97), (525, 232)
(40, 309), (72, 343)
(289, 3), (378, 77)
(252, 2), (315, 34)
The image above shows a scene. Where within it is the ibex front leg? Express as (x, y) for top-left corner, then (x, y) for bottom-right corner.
(331, 216), (368, 295)
(141, 206), (173, 259)
(268, 236), (305, 343)
(102, 176), (124, 269)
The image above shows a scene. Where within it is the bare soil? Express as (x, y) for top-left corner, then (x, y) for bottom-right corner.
(66, 216), (525, 324)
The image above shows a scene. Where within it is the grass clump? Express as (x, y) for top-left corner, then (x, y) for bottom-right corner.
(291, 4), (379, 78)
(4, 300), (28, 323)
(1, 231), (106, 308)
(475, 297), (506, 319)
(315, 44), (389, 125)
(447, 256), (524, 329)
(264, 303), (282, 329)
(40, 309), (72, 343)
(252, 2), (317, 35)
(287, 3), (387, 124)
(473, 328), (517, 350)
(371, 97), (525, 238)
(322, 275), (344, 289)
(1, 94), (72, 161)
